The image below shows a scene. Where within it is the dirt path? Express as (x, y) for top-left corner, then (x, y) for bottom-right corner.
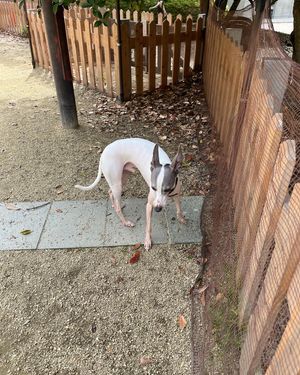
(0, 32), (215, 374)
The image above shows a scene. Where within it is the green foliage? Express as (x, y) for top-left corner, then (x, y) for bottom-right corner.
(16, 0), (200, 26)
(105, 0), (199, 18)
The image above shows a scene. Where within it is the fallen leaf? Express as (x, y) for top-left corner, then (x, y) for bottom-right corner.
(215, 292), (224, 302)
(200, 292), (206, 306)
(178, 314), (187, 330)
(185, 154), (194, 162)
(129, 250), (141, 264)
(159, 135), (167, 141)
(140, 356), (153, 366)
(5, 203), (20, 211)
(20, 229), (32, 235)
(132, 242), (141, 251)
(198, 285), (209, 294)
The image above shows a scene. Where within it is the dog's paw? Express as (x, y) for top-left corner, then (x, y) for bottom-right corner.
(177, 214), (187, 224)
(123, 220), (135, 227)
(144, 237), (152, 251)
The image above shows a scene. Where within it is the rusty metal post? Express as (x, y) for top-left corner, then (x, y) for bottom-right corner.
(42, 0), (78, 128)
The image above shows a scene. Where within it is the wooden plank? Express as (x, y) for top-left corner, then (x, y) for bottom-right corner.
(236, 109), (283, 283)
(172, 17), (181, 85)
(27, 12), (38, 65)
(103, 22), (113, 96)
(133, 10), (139, 22)
(121, 21), (131, 99)
(239, 184), (300, 375)
(183, 16), (193, 79)
(239, 140), (296, 325)
(265, 308), (300, 375)
(167, 13), (172, 25)
(68, 9), (80, 82)
(126, 9), (131, 20)
(111, 22), (119, 97)
(93, 21), (104, 91)
(76, 9), (88, 85)
(160, 19), (169, 88)
(31, 12), (43, 67)
(193, 15), (203, 71)
(134, 21), (143, 95)
(213, 30), (228, 133)
(148, 20), (156, 92)
(84, 17), (96, 88)
(40, 12), (51, 70)
(287, 258), (300, 316)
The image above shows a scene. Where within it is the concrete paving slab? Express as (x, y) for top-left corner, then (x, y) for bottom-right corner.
(38, 200), (107, 249)
(0, 196), (203, 250)
(103, 198), (168, 247)
(0, 202), (51, 250)
(166, 196), (203, 244)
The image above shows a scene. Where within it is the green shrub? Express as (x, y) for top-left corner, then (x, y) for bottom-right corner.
(105, 0), (200, 18)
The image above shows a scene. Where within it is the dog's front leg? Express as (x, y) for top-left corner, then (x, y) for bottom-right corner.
(144, 198), (153, 250)
(173, 195), (186, 224)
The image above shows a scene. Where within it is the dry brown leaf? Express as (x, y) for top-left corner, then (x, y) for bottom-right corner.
(200, 292), (206, 306)
(5, 203), (20, 211)
(132, 242), (141, 251)
(178, 314), (187, 330)
(198, 285), (209, 294)
(140, 356), (153, 366)
(215, 292), (224, 302)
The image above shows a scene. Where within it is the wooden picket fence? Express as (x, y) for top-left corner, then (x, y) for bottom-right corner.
(25, 7), (204, 99)
(204, 16), (300, 375)
(0, 0), (27, 34)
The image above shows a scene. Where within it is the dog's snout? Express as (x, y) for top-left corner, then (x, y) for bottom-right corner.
(155, 206), (162, 213)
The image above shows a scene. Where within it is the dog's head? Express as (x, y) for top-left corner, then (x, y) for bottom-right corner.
(150, 144), (183, 212)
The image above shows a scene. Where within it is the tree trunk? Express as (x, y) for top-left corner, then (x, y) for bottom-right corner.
(293, 0), (300, 63)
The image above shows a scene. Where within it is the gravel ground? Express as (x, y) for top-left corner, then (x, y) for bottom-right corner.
(0, 33), (213, 374)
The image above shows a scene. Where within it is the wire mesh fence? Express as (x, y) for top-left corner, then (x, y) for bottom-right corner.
(201, 0), (300, 373)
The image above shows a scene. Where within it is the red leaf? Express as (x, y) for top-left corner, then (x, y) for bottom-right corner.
(129, 250), (141, 264)
(178, 314), (187, 330)
(132, 242), (141, 251)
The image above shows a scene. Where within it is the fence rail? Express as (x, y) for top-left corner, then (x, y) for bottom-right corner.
(0, 3), (204, 99)
(204, 15), (300, 375)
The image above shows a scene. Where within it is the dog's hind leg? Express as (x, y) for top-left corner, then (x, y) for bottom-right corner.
(110, 184), (135, 227)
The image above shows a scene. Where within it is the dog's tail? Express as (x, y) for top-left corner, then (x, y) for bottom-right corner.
(75, 162), (102, 191)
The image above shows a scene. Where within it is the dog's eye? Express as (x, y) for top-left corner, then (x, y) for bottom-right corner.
(163, 189), (171, 193)
(152, 186), (157, 191)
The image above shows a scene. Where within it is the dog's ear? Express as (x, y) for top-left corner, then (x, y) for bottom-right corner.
(151, 144), (160, 171)
(171, 145), (183, 173)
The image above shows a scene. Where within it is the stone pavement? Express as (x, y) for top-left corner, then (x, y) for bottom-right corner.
(0, 196), (203, 250)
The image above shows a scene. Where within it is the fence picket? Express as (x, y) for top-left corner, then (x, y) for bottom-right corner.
(68, 9), (80, 82)
(84, 17), (96, 88)
(148, 20), (156, 92)
(172, 18), (181, 85)
(93, 23), (104, 91)
(76, 9), (88, 85)
(121, 21), (131, 99)
(111, 23), (120, 97)
(160, 19), (169, 88)
(135, 22), (143, 95)
(183, 16), (193, 79)
(103, 22), (113, 96)
(193, 16), (203, 71)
